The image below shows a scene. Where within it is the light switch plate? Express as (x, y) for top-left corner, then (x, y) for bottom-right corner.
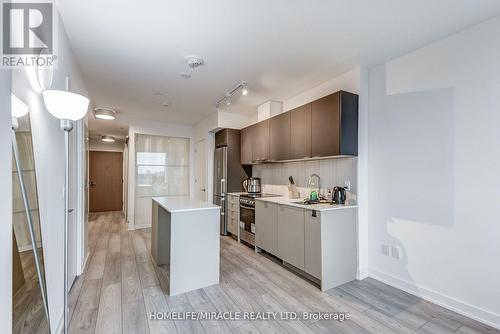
(381, 244), (390, 256)
(391, 246), (402, 259)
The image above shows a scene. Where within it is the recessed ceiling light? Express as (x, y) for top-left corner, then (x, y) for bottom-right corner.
(101, 135), (115, 142)
(179, 72), (191, 79)
(186, 56), (204, 69)
(94, 107), (116, 120)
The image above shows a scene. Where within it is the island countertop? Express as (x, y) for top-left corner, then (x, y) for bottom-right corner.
(153, 196), (220, 213)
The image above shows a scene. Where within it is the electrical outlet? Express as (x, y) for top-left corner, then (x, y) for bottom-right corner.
(344, 180), (351, 191)
(391, 246), (402, 259)
(381, 244), (390, 256)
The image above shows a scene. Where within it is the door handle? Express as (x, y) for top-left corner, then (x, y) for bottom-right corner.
(90, 181), (96, 187)
(220, 179), (225, 195)
(68, 208), (74, 213)
(201, 188), (206, 192)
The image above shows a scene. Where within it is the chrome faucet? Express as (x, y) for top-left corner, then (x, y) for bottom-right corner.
(308, 173), (321, 194)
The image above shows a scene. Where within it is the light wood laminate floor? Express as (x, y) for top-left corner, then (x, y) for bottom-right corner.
(69, 211), (498, 334)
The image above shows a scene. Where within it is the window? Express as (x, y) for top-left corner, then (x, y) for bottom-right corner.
(134, 134), (189, 226)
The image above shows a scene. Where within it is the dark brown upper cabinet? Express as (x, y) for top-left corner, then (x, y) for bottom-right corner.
(252, 119), (270, 162)
(311, 91), (358, 157)
(269, 112), (291, 161)
(240, 90), (358, 164)
(240, 126), (253, 164)
(290, 103), (312, 159)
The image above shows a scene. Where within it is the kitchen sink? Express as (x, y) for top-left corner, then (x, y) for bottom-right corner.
(292, 200), (330, 205)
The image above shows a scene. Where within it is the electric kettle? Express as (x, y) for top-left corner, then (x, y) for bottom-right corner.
(243, 177), (261, 193)
(333, 186), (347, 204)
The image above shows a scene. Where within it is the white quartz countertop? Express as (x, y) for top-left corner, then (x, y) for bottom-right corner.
(226, 192), (248, 196)
(255, 196), (357, 212)
(153, 196), (220, 213)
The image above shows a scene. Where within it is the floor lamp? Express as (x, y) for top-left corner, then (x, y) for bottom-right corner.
(42, 90), (89, 334)
(11, 95), (51, 332)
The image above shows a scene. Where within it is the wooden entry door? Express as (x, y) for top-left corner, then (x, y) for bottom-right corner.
(89, 151), (123, 212)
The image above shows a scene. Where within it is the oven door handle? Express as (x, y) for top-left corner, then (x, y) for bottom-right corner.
(239, 204), (255, 210)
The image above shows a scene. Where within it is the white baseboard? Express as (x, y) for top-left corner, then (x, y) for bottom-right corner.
(134, 223), (152, 230)
(369, 268), (500, 330)
(18, 242), (42, 252)
(80, 250), (90, 274)
(357, 267), (368, 280)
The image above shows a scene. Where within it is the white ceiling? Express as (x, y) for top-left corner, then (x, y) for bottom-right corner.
(57, 0), (500, 134)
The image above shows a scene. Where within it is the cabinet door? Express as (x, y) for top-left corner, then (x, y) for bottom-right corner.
(255, 201), (278, 255)
(277, 205), (305, 270)
(269, 112), (291, 161)
(240, 126), (253, 164)
(305, 210), (321, 279)
(227, 195), (238, 235)
(252, 120), (270, 162)
(290, 103), (312, 159)
(311, 92), (340, 157)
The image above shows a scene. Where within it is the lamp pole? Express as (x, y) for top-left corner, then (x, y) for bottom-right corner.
(11, 117), (51, 333)
(42, 89), (90, 334)
(61, 119), (73, 334)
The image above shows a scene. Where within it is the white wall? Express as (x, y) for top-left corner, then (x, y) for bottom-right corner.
(0, 67), (13, 334)
(127, 120), (194, 229)
(367, 16), (500, 328)
(11, 17), (90, 331)
(283, 68), (361, 112)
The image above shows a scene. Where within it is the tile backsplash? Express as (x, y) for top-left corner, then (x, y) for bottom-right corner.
(252, 157), (357, 197)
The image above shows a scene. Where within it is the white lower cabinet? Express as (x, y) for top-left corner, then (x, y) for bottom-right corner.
(304, 210), (321, 279)
(227, 195), (239, 236)
(277, 205), (305, 271)
(255, 201), (278, 255)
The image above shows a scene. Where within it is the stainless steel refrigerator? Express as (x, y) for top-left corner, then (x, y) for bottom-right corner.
(214, 146), (228, 235)
(213, 129), (252, 235)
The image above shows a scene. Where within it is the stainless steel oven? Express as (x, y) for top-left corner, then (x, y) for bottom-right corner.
(238, 194), (280, 247)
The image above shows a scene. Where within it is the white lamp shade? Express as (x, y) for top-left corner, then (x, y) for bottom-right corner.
(42, 90), (89, 121)
(11, 94), (29, 118)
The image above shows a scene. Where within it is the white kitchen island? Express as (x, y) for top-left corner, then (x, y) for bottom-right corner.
(151, 196), (220, 295)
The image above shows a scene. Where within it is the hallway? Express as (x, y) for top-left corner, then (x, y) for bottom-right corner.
(67, 212), (497, 334)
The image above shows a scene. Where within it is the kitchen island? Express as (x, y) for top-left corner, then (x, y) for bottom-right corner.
(151, 197), (220, 295)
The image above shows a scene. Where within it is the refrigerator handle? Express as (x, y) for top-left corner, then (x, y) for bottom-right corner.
(221, 197), (225, 215)
(220, 178), (225, 196)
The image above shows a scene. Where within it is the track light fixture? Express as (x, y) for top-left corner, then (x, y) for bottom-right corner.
(216, 81), (248, 108)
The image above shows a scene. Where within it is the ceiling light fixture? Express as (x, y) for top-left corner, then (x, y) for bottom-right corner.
(94, 107), (116, 120)
(241, 82), (248, 96)
(216, 81), (248, 108)
(101, 135), (115, 142)
(186, 56), (204, 69)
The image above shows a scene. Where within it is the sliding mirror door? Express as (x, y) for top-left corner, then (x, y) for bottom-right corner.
(12, 98), (50, 333)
